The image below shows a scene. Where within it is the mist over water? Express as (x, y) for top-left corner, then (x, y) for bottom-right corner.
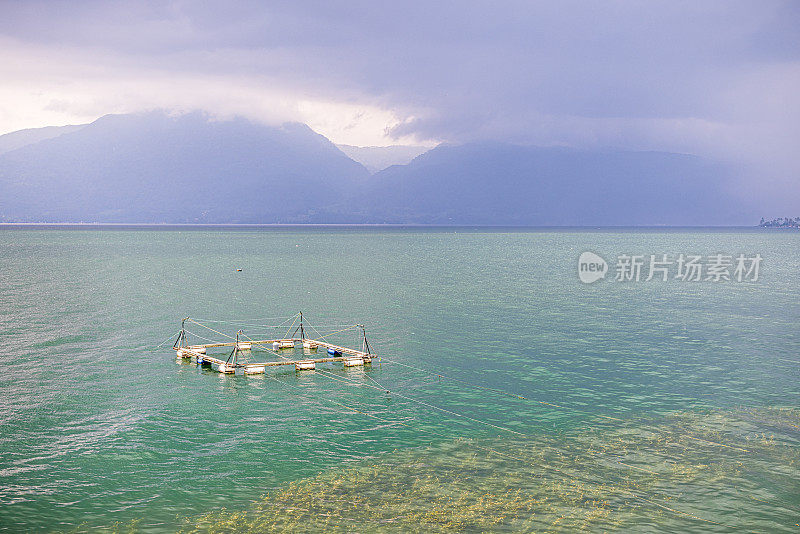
(0, 228), (797, 531)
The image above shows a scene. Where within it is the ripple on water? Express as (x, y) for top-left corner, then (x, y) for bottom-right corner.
(180, 407), (800, 533)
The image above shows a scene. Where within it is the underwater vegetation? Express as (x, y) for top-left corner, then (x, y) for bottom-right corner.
(176, 406), (799, 533)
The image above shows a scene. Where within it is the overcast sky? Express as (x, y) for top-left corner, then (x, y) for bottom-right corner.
(0, 1), (798, 203)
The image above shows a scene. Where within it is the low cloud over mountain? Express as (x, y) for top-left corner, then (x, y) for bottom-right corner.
(0, 112), (750, 225)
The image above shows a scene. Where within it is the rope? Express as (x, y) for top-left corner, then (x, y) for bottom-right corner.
(184, 314), (366, 345)
(315, 370), (528, 437)
(186, 318), (237, 340)
(168, 314), (791, 526)
(170, 314), (774, 529)
(379, 356), (752, 453)
(267, 375), (737, 530)
(378, 356), (623, 422)
(364, 372), (391, 393)
(308, 323), (327, 342)
(189, 318), (359, 329)
(177, 320), (751, 457)
(313, 367), (772, 518)
(183, 329), (222, 344)
(188, 315), (303, 327)
(240, 331), (292, 361)
(152, 330), (182, 351)
(175, 319), (751, 458)
(282, 313), (301, 340)
(380, 358), (529, 399)
(310, 324), (359, 342)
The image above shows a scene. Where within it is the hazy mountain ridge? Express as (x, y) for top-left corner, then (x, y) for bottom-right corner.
(0, 124), (87, 156)
(336, 144), (432, 173)
(359, 142), (749, 225)
(0, 112), (370, 223)
(0, 112), (749, 224)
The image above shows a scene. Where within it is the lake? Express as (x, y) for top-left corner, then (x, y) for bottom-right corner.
(0, 227), (797, 532)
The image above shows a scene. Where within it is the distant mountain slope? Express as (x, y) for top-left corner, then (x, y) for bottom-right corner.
(0, 115), (749, 224)
(359, 142), (748, 225)
(336, 144), (432, 173)
(0, 124), (87, 155)
(0, 112), (370, 223)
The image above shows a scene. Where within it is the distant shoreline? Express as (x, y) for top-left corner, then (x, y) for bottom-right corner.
(0, 223), (791, 233)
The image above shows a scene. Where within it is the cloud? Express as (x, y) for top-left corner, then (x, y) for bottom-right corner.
(0, 0), (798, 206)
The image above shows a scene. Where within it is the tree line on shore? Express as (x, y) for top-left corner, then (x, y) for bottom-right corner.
(759, 217), (800, 228)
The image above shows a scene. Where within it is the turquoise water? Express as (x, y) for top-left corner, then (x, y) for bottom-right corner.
(0, 228), (798, 531)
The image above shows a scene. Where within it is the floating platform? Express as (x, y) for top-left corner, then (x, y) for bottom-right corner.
(172, 313), (376, 375)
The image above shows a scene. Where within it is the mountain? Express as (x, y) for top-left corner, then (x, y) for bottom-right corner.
(0, 124), (87, 156)
(0, 111), (369, 223)
(336, 144), (432, 173)
(358, 142), (749, 225)
(0, 113), (750, 225)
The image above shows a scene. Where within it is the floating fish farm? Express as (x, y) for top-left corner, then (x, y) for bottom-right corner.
(172, 312), (375, 374)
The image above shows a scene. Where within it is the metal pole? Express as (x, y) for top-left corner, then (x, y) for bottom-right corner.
(174, 317), (189, 349)
(299, 311), (305, 340)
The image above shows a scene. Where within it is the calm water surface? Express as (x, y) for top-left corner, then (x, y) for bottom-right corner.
(0, 228), (797, 531)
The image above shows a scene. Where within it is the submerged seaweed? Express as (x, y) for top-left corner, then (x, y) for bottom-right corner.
(178, 407), (800, 533)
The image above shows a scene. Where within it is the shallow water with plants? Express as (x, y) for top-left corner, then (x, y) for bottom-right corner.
(0, 227), (797, 532)
(183, 407), (800, 532)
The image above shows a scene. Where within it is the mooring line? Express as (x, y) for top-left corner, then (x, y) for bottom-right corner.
(281, 313), (301, 340)
(322, 370), (658, 478)
(183, 329), (220, 345)
(308, 323), (326, 342)
(311, 324), (360, 342)
(240, 331), (292, 361)
(363, 372), (392, 393)
(168, 315), (789, 528)
(272, 375), (595, 483)
(267, 375), (737, 530)
(376, 355), (759, 455)
(152, 330), (182, 351)
(317, 369), (534, 437)
(177, 322), (753, 456)
(175, 320), (754, 457)
(378, 356), (624, 422)
(187, 314), (320, 329)
(378, 357), (529, 399)
(186, 318), (237, 340)
(314, 364), (779, 520)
